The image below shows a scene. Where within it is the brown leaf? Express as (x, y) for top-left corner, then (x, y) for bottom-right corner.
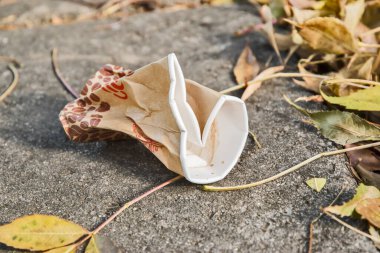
(356, 198), (380, 228)
(241, 65), (284, 101)
(298, 17), (357, 54)
(293, 57), (321, 93)
(343, 0), (365, 33)
(292, 7), (319, 23)
(233, 45), (260, 85)
(346, 144), (380, 188)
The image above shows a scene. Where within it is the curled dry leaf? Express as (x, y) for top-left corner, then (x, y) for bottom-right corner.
(356, 198), (380, 228)
(320, 85), (380, 111)
(0, 214), (88, 251)
(241, 65), (284, 101)
(298, 17), (357, 54)
(346, 144), (380, 188)
(306, 177), (326, 192)
(85, 235), (122, 253)
(233, 45), (260, 85)
(324, 183), (380, 217)
(293, 56), (323, 93)
(285, 96), (380, 145)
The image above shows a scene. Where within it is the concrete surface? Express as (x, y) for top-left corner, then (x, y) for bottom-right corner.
(0, 2), (377, 253)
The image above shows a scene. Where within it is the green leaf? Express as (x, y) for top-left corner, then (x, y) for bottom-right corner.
(85, 235), (122, 253)
(325, 183), (380, 217)
(321, 85), (380, 111)
(306, 178), (326, 192)
(284, 96), (380, 145)
(0, 214), (88, 251)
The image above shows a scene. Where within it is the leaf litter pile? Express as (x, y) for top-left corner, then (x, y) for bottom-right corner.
(0, 0), (380, 252)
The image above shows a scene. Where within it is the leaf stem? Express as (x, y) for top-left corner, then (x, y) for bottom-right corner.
(70, 175), (183, 250)
(220, 73), (327, 94)
(51, 48), (80, 99)
(323, 211), (380, 244)
(92, 175), (183, 235)
(202, 142), (380, 192)
(0, 64), (19, 102)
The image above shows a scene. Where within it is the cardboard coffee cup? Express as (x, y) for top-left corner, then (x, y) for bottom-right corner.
(60, 54), (248, 184)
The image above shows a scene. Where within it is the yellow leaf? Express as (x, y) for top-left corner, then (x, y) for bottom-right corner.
(306, 178), (326, 192)
(325, 184), (380, 217)
(356, 198), (380, 228)
(298, 17), (357, 54)
(45, 244), (77, 253)
(241, 65), (284, 101)
(233, 45), (260, 85)
(0, 214), (88, 251)
(85, 235), (121, 253)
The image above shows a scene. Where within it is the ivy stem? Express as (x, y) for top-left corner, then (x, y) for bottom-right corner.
(220, 73), (327, 94)
(202, 142), (380, 192)
(71, 175), (183, 250)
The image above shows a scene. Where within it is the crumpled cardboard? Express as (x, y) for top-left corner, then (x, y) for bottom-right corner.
(60, 53), (248, 184)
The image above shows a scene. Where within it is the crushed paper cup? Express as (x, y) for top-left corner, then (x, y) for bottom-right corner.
(60, 53), (248, 184)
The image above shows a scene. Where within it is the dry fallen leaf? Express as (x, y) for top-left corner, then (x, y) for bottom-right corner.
(324, 183), (380, 217)
(85, 235), (122, 253)
(320, 85), (380, 111)
(343, 0), (365, 33)
(293, 55), (323, 93)
(285, 96), (380, 145)
(234, 45), (260, 85)
(0, 214), (88, 251)
(346, 144), (380, 188)
(356, 198), (380, 228)
(298, 17), (357, 54)
(260, 5), (282, 62)
(306, 177), (326, 192)
(45, 245), (77, 253)
(241, 65), (284, 101)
